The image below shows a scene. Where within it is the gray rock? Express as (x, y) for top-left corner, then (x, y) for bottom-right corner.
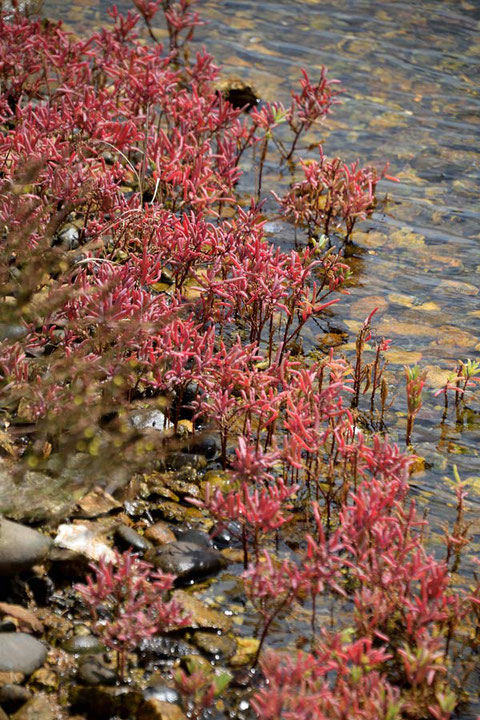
(0, 633), (47, 674)
(0, 518), (52, 576)
(153, 541), (226, 584)
(114, 525), (153, 554)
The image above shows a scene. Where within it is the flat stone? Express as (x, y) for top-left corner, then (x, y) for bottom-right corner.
(153, 541), (226, 584)
(0, 518), (52, 576)
(74, 488), (121, 519)
(0, 633), (47, 674)
(172, 591), (232, 633)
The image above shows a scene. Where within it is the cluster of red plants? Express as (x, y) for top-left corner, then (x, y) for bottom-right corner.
(1, 2), (479, 718)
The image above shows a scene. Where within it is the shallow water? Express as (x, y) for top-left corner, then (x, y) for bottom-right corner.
(38, 0), (480, 713)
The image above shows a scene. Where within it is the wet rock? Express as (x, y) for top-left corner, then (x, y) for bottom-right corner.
(165, 453), (206, 471)
(0, 684), (31, 713)
(192, 631), (237, 660)
(153, 541), (226, 584)
(74, 487), (121, 519)
(71, 684), (143, 718)
(174, 529), (214, 549)
(230, 637), (260, 667)
(77, 655), (116, 686)
(63, 635), (105, 655)
(143, 686), (179, 703)
(161, 475), (201, 499)
(172, 591), (233, 632)
(137, 699), (186, 720)
(210, 521), (242, 549)
(0, 633), (47, 674)
(0, 518), (52, 577)
(144, 522), (176, 547)
(152, 501), (202, 524)
(114, 525), (153, 554)
(138, 636), (198, 667)
(10, 694), (57, 720)
(185, 433), (220, 460)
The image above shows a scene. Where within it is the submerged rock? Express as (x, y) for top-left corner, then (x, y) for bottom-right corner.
(0, 633), (47, 674)
(0, 518), (51, 576)
(153, 541), (226, 584)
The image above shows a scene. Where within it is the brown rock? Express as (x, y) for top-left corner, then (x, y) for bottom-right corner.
(144, 522), (176, 546)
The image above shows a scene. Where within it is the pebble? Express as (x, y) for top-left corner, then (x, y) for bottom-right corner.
(0, 633), (47, 674)
(63, 635), (105, 656)
(144, 522), (176, 546)
(153, 541), (226, 584)
(114, 525), (153, 554)
(0, 518), (52, 576)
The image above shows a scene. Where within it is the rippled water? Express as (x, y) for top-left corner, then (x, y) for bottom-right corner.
(38, 0), (480, 712)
